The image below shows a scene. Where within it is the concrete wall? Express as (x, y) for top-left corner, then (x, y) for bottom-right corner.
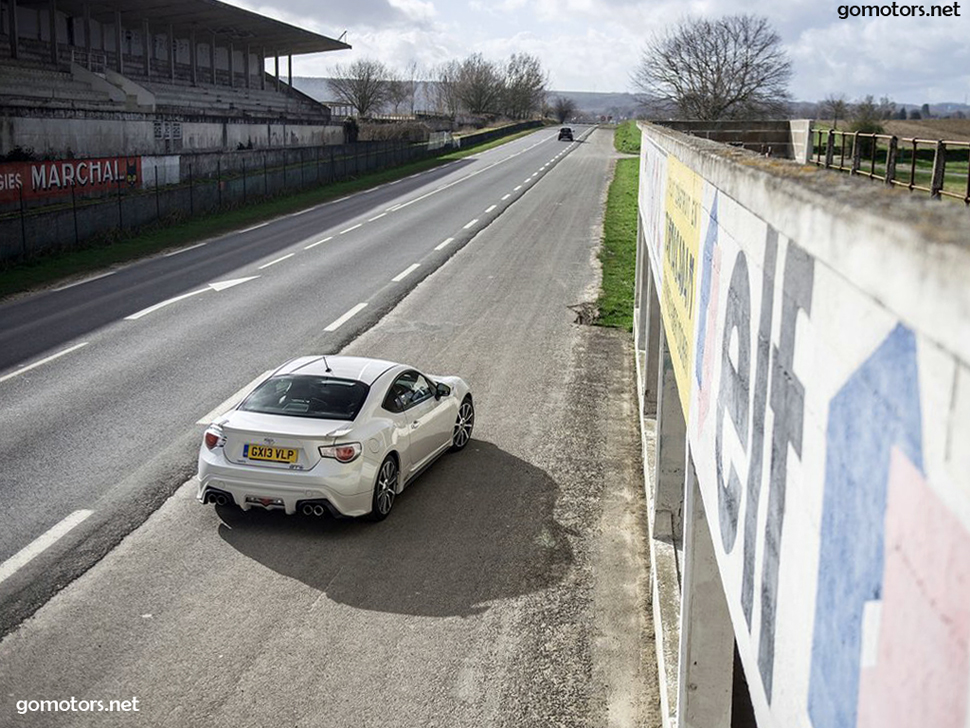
(634, 121), (970, 728)
(0, 113), (343, 158)
(655, 120), (803, 160)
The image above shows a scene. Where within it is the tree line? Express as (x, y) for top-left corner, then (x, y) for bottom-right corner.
(328, 53), (551, 120)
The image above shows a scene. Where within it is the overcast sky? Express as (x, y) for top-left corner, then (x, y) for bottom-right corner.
(226, 0), (969, 104)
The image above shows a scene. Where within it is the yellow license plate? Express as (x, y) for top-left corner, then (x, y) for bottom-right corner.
(245, 444), (298, 463)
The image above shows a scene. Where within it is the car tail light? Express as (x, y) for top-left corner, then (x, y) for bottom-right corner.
(319, 442), (362, 463)
(204, 426), (225, 450)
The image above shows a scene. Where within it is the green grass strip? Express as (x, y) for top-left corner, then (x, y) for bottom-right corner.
(596, 156), (639, 331)
(614, 121), (641, 155)
(0, 127), (540, 300)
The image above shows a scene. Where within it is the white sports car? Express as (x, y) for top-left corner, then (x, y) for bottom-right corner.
(197, 355), (474, 521)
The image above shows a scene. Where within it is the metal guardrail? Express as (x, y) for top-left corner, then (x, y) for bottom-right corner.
(811, 128), (970, 205)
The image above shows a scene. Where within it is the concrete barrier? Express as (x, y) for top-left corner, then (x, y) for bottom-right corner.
(633, 121), (970, 728)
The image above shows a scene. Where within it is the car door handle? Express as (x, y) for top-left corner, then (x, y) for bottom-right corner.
(411, 421), (420, 429)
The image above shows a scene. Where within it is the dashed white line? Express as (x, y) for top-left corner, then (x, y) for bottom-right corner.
(501, 194), (511, 201)
(197, 370), (273, 424)
(0, 510), (94, 585)
(258, 253), (295, 270)
(435, 237), (455, 251)
(463, 219), (479, 229)
(531, 173), (538, 178)
(523, 178), (532, 184)
(514, 185), (522, 191)
(164, 242), (207, 257)
(305, 236), (333, 250)
(238, 221), (270, 234)
(485, 205), (497, 213)
(340, 223), (362, 235)
(0, 342), (90, 384)
(325, 303), (368, 332)
(368, 213), (387, 222)
(392, 264), (420, 282)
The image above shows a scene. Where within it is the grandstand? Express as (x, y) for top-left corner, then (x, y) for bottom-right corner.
(0, 0), (350, 156)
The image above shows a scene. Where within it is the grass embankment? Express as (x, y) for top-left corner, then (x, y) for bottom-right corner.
(0, 127), (540, 300)
(596, 127), (640, 331)
(614, 120), (642, 155)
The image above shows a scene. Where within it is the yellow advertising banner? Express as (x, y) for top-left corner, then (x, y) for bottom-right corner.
(661, 156), (704, 420)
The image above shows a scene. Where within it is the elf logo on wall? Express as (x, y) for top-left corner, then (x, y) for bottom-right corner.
(0, 157), (142, 203)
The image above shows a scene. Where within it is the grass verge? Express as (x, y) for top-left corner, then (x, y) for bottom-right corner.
(596, 155), (639, 331)
(614, 120), (641, 155)
(0, 127), (541, 300)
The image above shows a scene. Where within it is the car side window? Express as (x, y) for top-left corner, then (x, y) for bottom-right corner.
(383, 371), (435, 413)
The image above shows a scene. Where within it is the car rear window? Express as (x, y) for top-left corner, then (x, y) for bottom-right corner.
(239, 375), (369, 420)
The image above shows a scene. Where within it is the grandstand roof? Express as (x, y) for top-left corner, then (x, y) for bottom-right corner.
(34, 0), (351, 55)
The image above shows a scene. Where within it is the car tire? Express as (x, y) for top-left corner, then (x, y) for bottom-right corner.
(450, 396), (474, 451)
(368, 455), (398, 521)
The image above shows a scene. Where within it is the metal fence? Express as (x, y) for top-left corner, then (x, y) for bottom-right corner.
(0, 119), (542, 264)
(811, 128), (970, 205)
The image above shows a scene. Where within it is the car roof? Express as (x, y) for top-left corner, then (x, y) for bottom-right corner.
(275, 356), (401, 385)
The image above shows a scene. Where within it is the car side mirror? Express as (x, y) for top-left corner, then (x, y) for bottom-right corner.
(435, 382), (451, 399)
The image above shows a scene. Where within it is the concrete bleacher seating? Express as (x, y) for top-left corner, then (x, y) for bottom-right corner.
(142, 79), (329, 120)
(0, 59), (118, 110)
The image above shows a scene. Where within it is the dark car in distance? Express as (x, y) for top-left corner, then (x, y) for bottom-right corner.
(558, 127), (574, 141)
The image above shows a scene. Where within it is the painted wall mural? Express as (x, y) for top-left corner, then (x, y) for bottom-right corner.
(639, 134), (970, 728)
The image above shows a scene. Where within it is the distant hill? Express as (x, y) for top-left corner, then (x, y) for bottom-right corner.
(546, 91), (642, 121)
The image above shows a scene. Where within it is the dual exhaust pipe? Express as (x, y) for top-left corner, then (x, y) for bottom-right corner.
(301, 503), (327, 517)
(204, 490), (230, 506)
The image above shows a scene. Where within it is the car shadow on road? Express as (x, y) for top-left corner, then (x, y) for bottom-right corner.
(215, 439), (573, 618)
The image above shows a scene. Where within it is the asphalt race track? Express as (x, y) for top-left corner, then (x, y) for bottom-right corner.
(0, 128), (660, 726)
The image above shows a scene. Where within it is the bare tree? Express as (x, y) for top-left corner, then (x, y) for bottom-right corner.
(430, 60), (462, 119)
(502, 53), (547, 119)
(385, 69), (410, 115)
(552, 95), (577, 123)
(328, 58), (393, 118)
(820, 94), (849, 129)
(633, 15), (792, 120)
(455, 53), (504, 116)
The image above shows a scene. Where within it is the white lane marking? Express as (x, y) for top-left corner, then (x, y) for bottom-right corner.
(52, 271), (116, 292)
(387, 203), (403, 212)
(208, 276), (259, 292)
(485, 205), (497, 213)
(435, 237), (455, 251)
(514, 185), (522, 191)
(258, 253), (295, 270)
(164, 242), (207, 257)
(125, 277), (259, 320)
(463, 219), (479, 229)
(305, 235), (333, 250)
(0, 342), (89, 384)
(388, 179), (402, 185)
(0, 510), (93, 586)
(501, 194), (511, 201)
(325, 302), (367, 332)
(126, 289), (208, 319)
(390, 134), (551, 213)
(392, 264), (420, 282)
(339, 223), (362, 235)
(368, 213), (387, 222)
(238, 221), (270, 234)
(531, 173), (538, 178)
(332, 196), (350, 203)
(197, 370), (273, 424)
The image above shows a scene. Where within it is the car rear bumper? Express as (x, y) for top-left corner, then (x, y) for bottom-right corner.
(197, 450), (375, 517)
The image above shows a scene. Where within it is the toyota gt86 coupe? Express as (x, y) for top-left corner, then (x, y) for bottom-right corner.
(197, 356), (474, 521)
